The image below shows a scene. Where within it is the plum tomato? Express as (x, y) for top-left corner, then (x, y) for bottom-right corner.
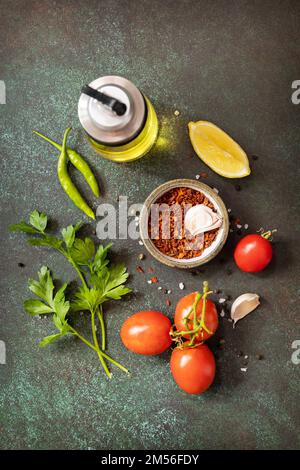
(174, 292), (218, 342)
(234, 234), (273, 272)
(120, 310), (172, 355)
(170, 344), (216, 394)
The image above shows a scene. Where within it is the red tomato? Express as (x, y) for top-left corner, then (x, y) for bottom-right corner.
(234, 234), (273, 272)
(174, 292), (218, 342)
(120, 310), (172, 355)
(170, 344), (216, 394)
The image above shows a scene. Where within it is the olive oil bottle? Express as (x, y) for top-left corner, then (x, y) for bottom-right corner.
(78, 76), (158, 162)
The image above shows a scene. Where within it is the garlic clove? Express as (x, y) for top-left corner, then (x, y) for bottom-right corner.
(184, 205), (223, 236)
(231, 293), (260, 326)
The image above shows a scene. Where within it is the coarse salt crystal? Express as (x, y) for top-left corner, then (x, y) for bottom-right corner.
(241, 368), (248, 372)
(147, 280), (152, 284)
(220, 309), (226, 317)
(179, 282), (185, 290)
(138, 240), (144, 246)
(244, 224), (249, 229)
(174, 110), (180, 116)
(195, 174), (200, 180)
(227, 208), (232, 213)
(158, 286), (162, 290)
(236, 224), (242, 229)
(167, 289), (172, 294)
(219, 298), (226, 304)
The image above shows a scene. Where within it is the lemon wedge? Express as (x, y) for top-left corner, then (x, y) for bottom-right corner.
(188, 121), (251, 178)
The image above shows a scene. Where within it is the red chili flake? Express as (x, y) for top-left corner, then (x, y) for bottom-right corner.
(234, 218), (241, 226)
(148, 267), (155, 273)
(151, 276), (158, 283)
(200, 172), (208, 178)
(136, 266), (144, 274)
(166, 299), (171, 307)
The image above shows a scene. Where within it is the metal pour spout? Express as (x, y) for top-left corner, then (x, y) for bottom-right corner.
(81, 84), (127, 116)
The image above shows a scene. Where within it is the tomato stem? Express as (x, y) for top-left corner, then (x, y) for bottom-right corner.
(192, 292), (201, 329)
(258, 228), (277, 240)
(170, 281), (213, 347)
(199, 282), (213, 335)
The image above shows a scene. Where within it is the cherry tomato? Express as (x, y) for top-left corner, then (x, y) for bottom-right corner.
(234, 234), (273, 272)
(174, 292), (218, 342)
(120, 310), (172, 355)
(170, 344), (216, 394)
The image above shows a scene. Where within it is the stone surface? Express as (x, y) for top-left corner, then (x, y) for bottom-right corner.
(0, 0), (299, 450)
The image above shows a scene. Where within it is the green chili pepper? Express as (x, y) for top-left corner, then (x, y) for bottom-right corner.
(57, 128), (95, 220)
(33, 130), (100, 197)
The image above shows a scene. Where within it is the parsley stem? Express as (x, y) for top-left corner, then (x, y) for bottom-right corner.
(69, 259), (88, 289)
(68, 326), (129, 374)
(55, 246), (88, 289)
(100, 351), (129, 374)
(91, 309), (111, 379)
(96, 305), (106, 350)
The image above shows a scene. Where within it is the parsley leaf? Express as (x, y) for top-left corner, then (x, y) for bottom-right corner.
(92, 243), (112, 273)
(105, 264), (129, 291)
(25, 267), (72, 347)
(28, 236), (63, 251)
(24, 299), (53, 315)
(53, 283), (70, 323)
(39, 333), (66, 348)
(69, 237), (95, 265)
(62, 225), (76, 249)
(9, 221), (41, 234)
(72, 287), (104, 312)
(73, 260), (131, 311)
(105, 285), (132, 300)
(29, 210), (47, 232)
(9, 210), (47, 234)
(28, 266), (54, 305)
(90, 263), (131, 300)
(61, 222), (82, 249)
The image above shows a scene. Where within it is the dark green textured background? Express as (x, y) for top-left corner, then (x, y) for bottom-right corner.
(1, 0), (300, 450)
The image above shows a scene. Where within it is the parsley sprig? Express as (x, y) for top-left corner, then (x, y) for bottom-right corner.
(10, 210), (131, 378)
